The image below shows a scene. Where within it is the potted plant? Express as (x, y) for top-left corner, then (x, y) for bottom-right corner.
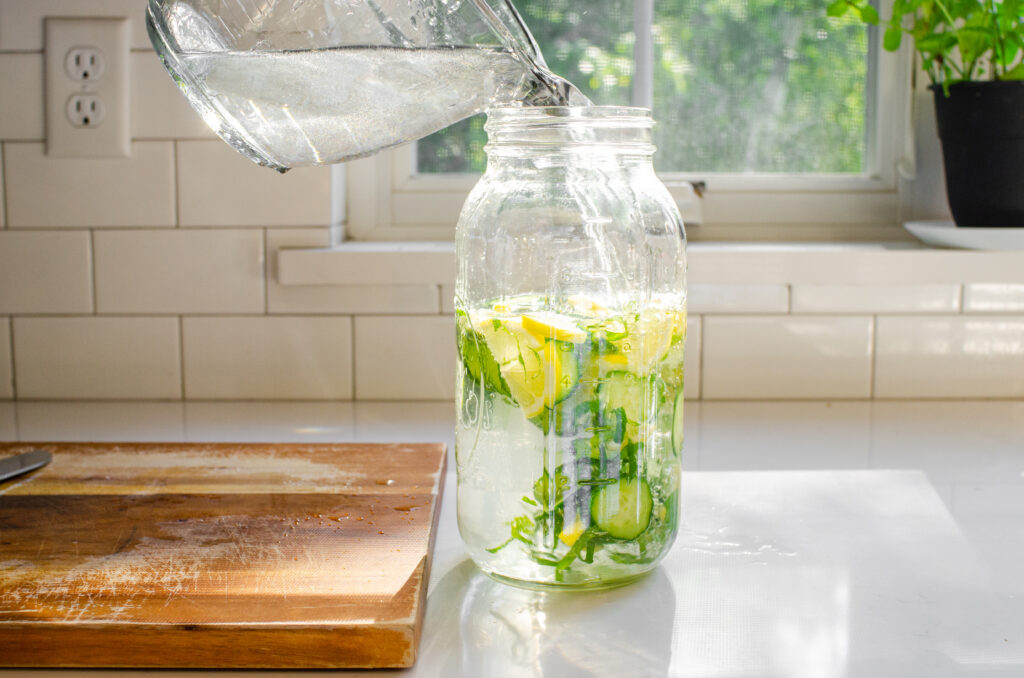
(830, 0), (1024, 227)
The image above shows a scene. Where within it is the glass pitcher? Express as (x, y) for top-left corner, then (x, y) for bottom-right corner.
(455, 106), (687, 589)
(145, 0), (586, 171)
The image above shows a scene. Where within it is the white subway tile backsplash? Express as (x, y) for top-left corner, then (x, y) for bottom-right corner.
(685, 315), (701, 400)
(131, 53), (215, 139)
(183, 316), (353, 399)
(0, 148), (5, 227)
(0, 318), (11, 399)
(177, 141), (331, 227)
(276, 227), (334, 249)
(702, 316), (873, 399)
(12, 317), (181, 399)
(963, 284), (1024, 313)
(688, 284), (789, 314)
(4, 142), (175, 227)
(95, 230), (264, 313)
(791, 284), (961, 313)
(267, 229), (438, 314)
(441, 285), (455, 314)
(875, 316), (1024, 398)
(271, 283), (439, 315)
(0, 54), (43, 140)
(278, 242), (455, 286)
(0, 0), (150, 51)
(0, 231), (93, 313)
(355, 316), (455, 400)
(0, 402), (13, 435)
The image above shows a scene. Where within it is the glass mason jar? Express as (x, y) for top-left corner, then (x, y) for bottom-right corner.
(455, 106), (687, 589)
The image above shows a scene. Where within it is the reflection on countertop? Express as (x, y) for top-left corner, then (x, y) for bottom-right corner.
(1, 399), (1022, 677)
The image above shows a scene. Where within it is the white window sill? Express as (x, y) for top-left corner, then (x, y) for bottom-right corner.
(277, 241), (1024, 287)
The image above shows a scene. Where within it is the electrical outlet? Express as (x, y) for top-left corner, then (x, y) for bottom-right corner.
(45, 18), (130, 158)
(64, 47), (106, 82)
(66, 94), (106, 128)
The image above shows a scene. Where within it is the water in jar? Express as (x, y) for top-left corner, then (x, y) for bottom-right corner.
(455, 294), (685, 588)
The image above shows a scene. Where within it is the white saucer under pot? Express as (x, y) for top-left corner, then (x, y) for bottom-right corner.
(903, 220), (1024, 250)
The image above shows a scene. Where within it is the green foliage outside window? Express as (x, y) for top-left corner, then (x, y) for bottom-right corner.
(418, 0), (870, 174)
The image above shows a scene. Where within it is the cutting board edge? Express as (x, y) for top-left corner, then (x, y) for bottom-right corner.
(0, 620), (421, 668)
(413, 446), (448, 651)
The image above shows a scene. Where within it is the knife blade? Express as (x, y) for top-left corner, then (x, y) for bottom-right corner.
(0, 449), (52, 483)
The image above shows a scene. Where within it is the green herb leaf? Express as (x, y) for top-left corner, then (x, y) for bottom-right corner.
(884, 25), (904, 51)
(1003, 62), (1024, 80)
(858, 3), (880, 24)
(532, 468), (569, 510)
(486, 537), (514, 554)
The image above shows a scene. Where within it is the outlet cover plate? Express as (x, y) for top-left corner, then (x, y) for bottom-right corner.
(45, 18), (130, 158)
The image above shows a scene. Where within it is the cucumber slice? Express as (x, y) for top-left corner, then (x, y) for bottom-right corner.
(591, 477), (652, 539)
(671, 390), (684, 456)
(545, 340), (580, 405)
(598, 371), (665, 425)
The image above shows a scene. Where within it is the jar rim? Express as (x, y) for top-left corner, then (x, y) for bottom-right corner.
(486, 106), (652, 126)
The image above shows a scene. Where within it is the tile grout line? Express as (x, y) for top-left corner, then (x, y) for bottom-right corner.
(1, 142), (9, 228)
(958, 283), (966, 314)
(350, 315), (357, 400)
(88, 229), (98, 314)
(869, 314), (878, 399)
(7, 318), (17, 401)
(262, 228), (269, 315)
(697, 314), (706, 401)
(178, 316), (186, 400)
(172, 140), (180, 228)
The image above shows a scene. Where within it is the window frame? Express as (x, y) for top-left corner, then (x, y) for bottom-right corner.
(345, 0), (915, 242)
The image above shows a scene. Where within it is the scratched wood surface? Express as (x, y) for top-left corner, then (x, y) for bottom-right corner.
(0, 442), (447, 669)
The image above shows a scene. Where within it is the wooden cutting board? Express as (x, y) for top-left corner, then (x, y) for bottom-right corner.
(0, 441), (447, 669)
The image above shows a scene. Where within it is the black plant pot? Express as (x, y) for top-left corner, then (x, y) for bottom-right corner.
(933, 81), (1024, 227)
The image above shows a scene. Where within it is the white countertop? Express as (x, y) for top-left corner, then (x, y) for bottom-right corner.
(1, 400), (1022, 677)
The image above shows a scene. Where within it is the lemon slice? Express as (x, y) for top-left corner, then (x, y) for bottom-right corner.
(522, 312), (588, 344)
(559, 516), (587, 546)
(473, 315), (543, 366)
(567, 294), (609, 316)
(597, 352), (629, 373)
(500, 340), (580, 417)
(613, 310), (675, 375)
(500, 348), (546, 418)
(671, 309), (688, 342)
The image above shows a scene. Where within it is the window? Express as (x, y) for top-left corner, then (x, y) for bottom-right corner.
(346, 0), (912, 241)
